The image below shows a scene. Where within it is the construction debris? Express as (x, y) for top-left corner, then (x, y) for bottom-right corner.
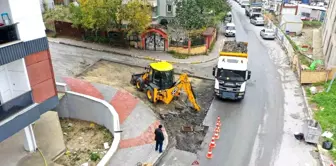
(222, 41), (248, 53)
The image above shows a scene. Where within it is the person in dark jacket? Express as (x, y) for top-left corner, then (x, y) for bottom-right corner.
(154, 125), (164, 153)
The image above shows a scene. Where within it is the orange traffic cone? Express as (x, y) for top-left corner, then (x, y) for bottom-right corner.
(216, 121), (221, 127)
(209, 137), (216, 148)
(206, 147), (213, 159)
(214, 130), (220, 140)
(216, 125), (221, 133)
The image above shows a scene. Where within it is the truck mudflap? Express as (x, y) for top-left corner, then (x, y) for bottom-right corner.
(216, 91), (245, 100)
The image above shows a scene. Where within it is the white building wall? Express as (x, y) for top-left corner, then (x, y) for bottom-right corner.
(8, 0), (46, 41)
(322, 0), (336, 68)
(0, 59), (31, 103)
(0, 66), (12, 103)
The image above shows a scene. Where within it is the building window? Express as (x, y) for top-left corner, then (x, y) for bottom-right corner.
(167, 5), (172, 13)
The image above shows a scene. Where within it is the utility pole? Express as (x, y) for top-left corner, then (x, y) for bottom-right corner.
(326, 72), (336, 93)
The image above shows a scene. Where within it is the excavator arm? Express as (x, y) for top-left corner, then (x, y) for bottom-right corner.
(173, 74), (201, 111)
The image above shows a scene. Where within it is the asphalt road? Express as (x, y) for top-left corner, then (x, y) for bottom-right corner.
(198, 1), (319, 166)
(48, 2), (319, 165)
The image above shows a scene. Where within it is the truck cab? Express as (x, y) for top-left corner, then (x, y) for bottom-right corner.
(248, 2), (263, 18)
(212, 54), (251, 100)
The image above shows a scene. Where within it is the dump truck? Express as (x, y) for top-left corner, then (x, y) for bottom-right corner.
(245, 2), (263, 18)
(130, 61), (201, 111)
(212, 41), (252, 100)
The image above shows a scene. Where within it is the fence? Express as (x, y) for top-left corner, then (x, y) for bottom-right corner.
(265, 17), (333, 84)
(168, 28), (216, 55)
(54, 21), (130, 48)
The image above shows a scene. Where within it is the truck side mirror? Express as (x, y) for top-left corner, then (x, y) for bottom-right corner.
(212, 67), (216, 76)
(247, 71), (251, 80)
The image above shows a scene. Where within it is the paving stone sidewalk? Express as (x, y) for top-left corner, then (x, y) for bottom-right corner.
(58, 77), (168, 165)
(48, 35), (224, 64)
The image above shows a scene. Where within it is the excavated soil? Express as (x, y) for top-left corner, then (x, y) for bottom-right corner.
(222, 41), (248, 53)
(77, 60), (214, 153)
(56, 118), (113, 166)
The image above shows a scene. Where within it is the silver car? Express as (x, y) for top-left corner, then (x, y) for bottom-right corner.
(250, 16), (264, 26)
(260, 28), (276, 40)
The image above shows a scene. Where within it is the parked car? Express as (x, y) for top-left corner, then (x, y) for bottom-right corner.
(250, 16), (265, 26)
(260, 28), (275, 40)
(224, 23), (236, 37)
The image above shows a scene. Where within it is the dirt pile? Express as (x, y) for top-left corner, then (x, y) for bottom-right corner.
(78, 60), (214, 153)
(56, 118), (113, 166)
(222, 41), (248, 53)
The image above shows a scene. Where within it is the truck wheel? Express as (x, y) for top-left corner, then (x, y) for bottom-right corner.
(146, 88), (155, 103)
(136, 78), (144, 91)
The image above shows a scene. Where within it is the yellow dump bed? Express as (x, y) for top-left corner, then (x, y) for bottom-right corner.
(220, 41), (248, 58)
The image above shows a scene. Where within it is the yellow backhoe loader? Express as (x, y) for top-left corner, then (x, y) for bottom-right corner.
(130, 61), (201, 111)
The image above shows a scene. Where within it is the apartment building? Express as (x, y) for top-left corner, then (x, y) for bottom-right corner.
(322, 0), (336, 68)
(150, 0), (176, 25)
(0, 0), (58, 152)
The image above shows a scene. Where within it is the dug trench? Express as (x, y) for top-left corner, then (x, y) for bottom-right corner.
(77, 60), (214, 154)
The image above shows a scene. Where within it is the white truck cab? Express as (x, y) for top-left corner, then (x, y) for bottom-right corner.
(213, 51), (251, 100)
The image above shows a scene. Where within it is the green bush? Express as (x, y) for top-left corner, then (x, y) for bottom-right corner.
(303, 20), (322, 28)
(90, 152), (100, 161)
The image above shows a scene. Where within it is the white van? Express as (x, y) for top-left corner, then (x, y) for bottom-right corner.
(224, 23), (236, 37)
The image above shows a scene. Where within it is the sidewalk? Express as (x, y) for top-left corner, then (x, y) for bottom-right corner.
(59, 77), (168, 165)
(0, 111), (66, 166)
(48, 35), (224, 64)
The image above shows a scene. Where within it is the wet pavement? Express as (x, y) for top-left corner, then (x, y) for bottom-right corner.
(198, 1), (320, 166)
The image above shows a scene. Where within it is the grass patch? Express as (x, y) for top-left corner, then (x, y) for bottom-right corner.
(209, 40), (216, 53)
(303, 20), (322, 28)
(168, 50), (190, 59)
(298, 54), (311, 66)
(284, 33), (311, 66)
(308, 81), (336, 159)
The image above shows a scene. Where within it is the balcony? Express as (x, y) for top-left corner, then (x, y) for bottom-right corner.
(0, 23), (20, 46)
(0, 91), (33, 122)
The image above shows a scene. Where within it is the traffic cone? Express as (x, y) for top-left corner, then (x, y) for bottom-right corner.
(216, 121), (221, 127)
(216, 125), (221, 133)
(206, 147), (213, 159)
(209, 137), (216, 148)
(214, 129), (220, 140)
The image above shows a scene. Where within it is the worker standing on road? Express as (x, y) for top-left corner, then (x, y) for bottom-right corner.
(154, 125), (164, 153)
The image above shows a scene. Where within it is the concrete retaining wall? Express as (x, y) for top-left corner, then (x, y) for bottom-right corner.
(54, 84), (120, 166)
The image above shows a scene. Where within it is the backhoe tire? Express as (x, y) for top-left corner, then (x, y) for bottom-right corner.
(146, 88), (155, 103)
(136, 78), (144, 91)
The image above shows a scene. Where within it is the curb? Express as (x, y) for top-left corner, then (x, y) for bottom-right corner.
(48, 39), (218, 65)
(301, 86), (333, 166)
(92, 59), (215, 81)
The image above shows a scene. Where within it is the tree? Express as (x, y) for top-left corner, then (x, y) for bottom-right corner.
(174, 0), (231, 29)
(69, 0), (151, 35)
(174, 0), (207, 30)
(121, 0), (152, 35)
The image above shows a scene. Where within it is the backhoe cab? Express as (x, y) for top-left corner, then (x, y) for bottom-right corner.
(130, 61), (201, 111)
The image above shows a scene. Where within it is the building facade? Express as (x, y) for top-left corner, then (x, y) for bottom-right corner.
(0, 0), (58, 152)
(150, 0), (176, 25)
(322, 0), (336, 68)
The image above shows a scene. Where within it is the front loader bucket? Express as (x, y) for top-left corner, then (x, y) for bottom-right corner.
(130, 73), (145, 85)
